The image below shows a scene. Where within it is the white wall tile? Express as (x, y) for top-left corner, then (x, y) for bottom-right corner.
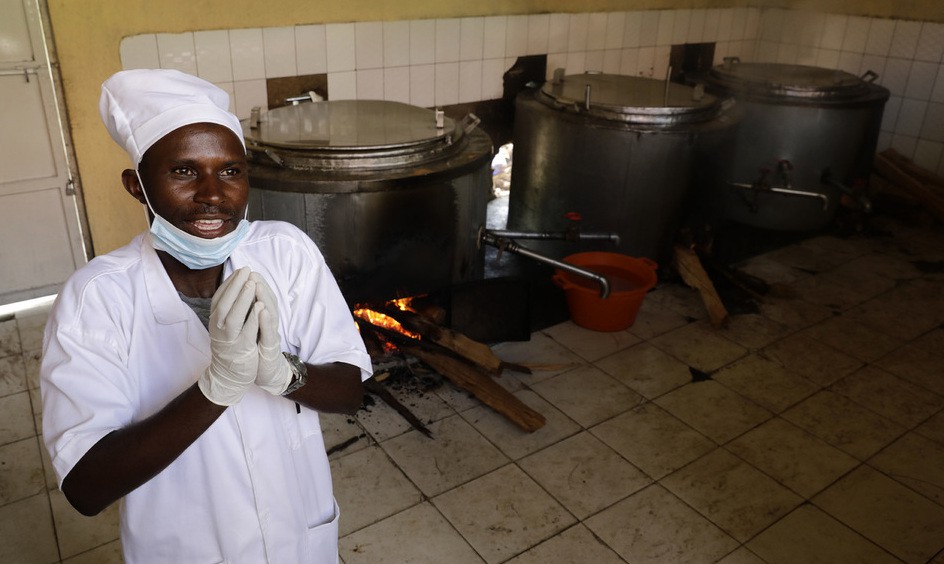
(436, 19), (461, 63)
(623, 12), (643, 48)
(913, 139), (943, 171)
(605, 12), (625, 50)
(635, 12), (656, 48)
(263, 27), (297, 78)
(837, 51), (862, 74)
(326, 23), (356, 72)
(483, 17), (507, 60)
(779, 10), (801, 44)
(779, 43), (800, 65)
(620, 47), (639, 75)
(194, 31), (233, 82)
(214, 81), (236, 113)
(865, 18), (895, 56)
(842, 17), (870, 53)
(755, 41), (779, 62)
(860, 55), (887, 79)
(569, 13), (589, 52)
(505, 15), (529, 58)
(905, 60), (939, 100)
(383, 21), (410, 68)
(603, 49), (622, 74)
(890, 20), (921, 59)
(820, 14), (847, 51)
(586, 50), (604, 72)
(689, 9), (706, 44)
(761, 8), (784, 42)
(548, 14), (570, 53)
(881, 96), (902, 132)
(717, 9), (733, 42)
(731, 8), (748, 41)
(229, 29), (264, 80)
(921, 102), (944, 141)
(746, 8), (761, 39)
(232, 78), (266, 119)
(672, 9), (690, 45)
(458, 60), (483, 103)
(703, 9), (720, 43)
(528, 14), (550, 56)
(565, 51), (586, 75)
(795, 12), (825, 49)
(120, 35), (159, 70)
(328, 71), (356, 100)
(877, 131), (893, 151)
(460, 17), (485, 62)
(157, 32), (197, 74)
(383, 67), (410, 104)
(915, 22), (944, 63)
(656, 10), (674, 46)
(638, 46), (655, 77)
(295, 25), (327, 75)
(356, 68), (384, 99)
(932, 64), (944, 102)
(816, 48), (841, 69)
(882, 57), (913, 96)
(796, 45), (819, 66)
(587, 12), (607, 51)
(890, 134), (918, 158)
(434, 62), (459, 106)
(355, 21), (384, 69)
(482, 58), (506, 99)
(654, 47), (671, 78)
(409, 64), (435, 107)
(410, 20), (436, 65)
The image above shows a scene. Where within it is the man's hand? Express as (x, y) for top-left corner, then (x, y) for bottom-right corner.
(198, 267), (261, 406)
(251, 273), (294, 395)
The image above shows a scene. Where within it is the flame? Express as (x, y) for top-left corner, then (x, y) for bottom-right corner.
(353, 307), (421, 340)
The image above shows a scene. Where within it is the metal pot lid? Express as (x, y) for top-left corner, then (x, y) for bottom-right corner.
(538, 73), (725, 125)
(708, 61), (871, 100)
(241, 100), (471, 170)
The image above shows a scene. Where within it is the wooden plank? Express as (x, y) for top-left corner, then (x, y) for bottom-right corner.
(673, 244), (729, 328)
(874, 152), (944, 222)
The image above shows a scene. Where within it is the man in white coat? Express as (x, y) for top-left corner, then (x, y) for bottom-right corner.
(40, 68), (372, 563)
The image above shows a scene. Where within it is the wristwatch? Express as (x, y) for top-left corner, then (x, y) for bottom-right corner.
(281, 352), (308, 396)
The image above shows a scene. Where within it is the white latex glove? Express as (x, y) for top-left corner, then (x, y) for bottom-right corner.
(198, 267), (262, 406)
(251, 272), (294, 396)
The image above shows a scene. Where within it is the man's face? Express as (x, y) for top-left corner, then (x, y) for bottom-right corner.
(137, 122), (248, 239)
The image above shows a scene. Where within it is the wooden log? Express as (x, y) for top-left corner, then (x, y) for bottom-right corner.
(879, 148), (944, 194)
(403, 345), (546, 432)
(673, 244), (729, 328)
(873, 152), (944, 222)
(383, 305), (503, 375)
(364, 378), (433, 438)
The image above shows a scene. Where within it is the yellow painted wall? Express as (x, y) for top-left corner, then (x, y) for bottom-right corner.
(47, 0), (943, 254)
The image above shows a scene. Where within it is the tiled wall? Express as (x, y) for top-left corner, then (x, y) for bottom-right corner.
(120, 8), (944, 176)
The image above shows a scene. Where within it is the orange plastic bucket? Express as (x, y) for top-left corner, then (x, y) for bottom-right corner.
(552, 252), (658, 332)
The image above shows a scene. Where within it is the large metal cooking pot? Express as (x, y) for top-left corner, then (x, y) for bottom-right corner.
(507, 72), (739, 263)
(703, 59), (889, 231)
(242, 100), (493, 304)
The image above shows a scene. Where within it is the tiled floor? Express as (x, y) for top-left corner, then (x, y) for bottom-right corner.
(2, 213), (944, 563)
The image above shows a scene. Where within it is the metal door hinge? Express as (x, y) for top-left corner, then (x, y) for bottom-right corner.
(65, 179), (75, 196)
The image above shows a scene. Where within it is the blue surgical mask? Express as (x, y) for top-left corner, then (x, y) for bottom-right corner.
(136, 171), (250, 270)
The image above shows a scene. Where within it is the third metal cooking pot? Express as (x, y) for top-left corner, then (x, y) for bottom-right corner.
(703, 59), (890, 231)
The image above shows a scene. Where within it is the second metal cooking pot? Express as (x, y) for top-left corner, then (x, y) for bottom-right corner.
(703, 59), (890, 231)
(507, 72), (739, 263)
(242, 100), (493, 305)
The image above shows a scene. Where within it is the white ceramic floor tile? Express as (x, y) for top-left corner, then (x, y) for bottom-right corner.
(49, 489), (120, 560)
(830, 365), (943, 427)
(650, 321), (748, 373)
(459, 389), (581, 460)
(0, 391), (35, 445)
(0, 318), (22, 357)
(529, 365), (644, 428)
(916, 409), (944, 445)
(542, 321), (641, 362)
(433, 464), (576, 564)
(380, 414), (508, 497)
(756, 294), (833, 332)
(716, 547), (767, 563)
(585, 484), (739, 563)
(626, 297), (690, 340)
(0, 436), (45, 506)
(781, 390), (907, 460)
(800, 315), (903, 363)
(518, 431), (651, 519)
(320, 411), (369, 460)
(491, 332), (585, 384)
(714, 354), (819, 413)
(869, 432), (944, 506)
(504, 523), (624, 563)
(339, 502), (484, 564)
(873, 343), (944, 396)
(654, 380), (772, 444)
(747, 504), (900, 564)
(761, 333), (863, 387)
(0, 354), (28, 398)
(727, 418), (859, 498)
(591, 403), (715, 480)
(663, 449), (803, 542)
(331, 445), (423, 536)
(645, 284), (709, 321)
(813, 465), (944, 563)
(594, 342), (692, 400)
(0, 493), (59, 563)
(718, 312), (792, 351)
(60, 540), (123, 564)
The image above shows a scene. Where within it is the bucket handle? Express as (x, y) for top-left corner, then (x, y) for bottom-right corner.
(641, 258), (659, 271)
(551, 273), (573, 291)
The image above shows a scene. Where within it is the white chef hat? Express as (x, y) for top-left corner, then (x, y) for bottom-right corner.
(99, 68), (245, 167)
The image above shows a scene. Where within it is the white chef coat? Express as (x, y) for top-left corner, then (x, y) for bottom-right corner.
(40, 220), (372, 564)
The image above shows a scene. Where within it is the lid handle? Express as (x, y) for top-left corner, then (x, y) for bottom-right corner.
(860, 70), (879, 83)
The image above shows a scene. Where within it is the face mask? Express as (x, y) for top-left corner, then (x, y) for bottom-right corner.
(136, 171), (250, 270)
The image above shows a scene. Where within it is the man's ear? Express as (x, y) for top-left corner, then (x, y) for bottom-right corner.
(121, 169), (146, 205)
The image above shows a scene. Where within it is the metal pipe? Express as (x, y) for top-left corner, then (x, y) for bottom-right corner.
(486, 229), (620, 244)
(728, 181), (830, 210)
(479, 230), (610, 298)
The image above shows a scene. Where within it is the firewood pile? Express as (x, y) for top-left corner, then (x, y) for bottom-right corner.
(871, 148), (944, 223)
(354, 300), (546, 438)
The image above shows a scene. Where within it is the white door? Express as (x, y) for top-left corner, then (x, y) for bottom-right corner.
(0, 0), (87, 305)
